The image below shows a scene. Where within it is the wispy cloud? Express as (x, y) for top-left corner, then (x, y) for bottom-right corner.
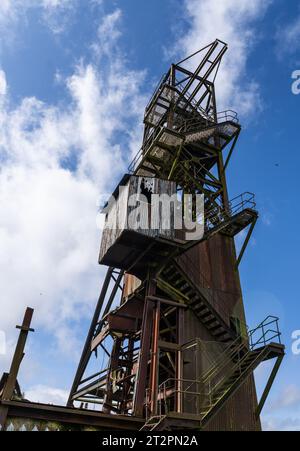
(262, 415), (300, 431)
(270, 384), (300, 410)
(276, 13), (300, 58)
(0, 7), (146, 376)
(260, 384), (300, 430)
(41, 0), (79, 34)
(0, 0), (78, 47)
(25, 384), (69, 405)
(93, 8), (122, 57)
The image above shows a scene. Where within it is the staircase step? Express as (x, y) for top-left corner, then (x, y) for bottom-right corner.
(189, 295), (202, 304)
(165, 274), (180, 284)
(210, 325), (224, 334)
(192, 303), (207, 312)
(195, 306), (210, 315)
(200, 314), (216, 323)
(162, 261), (236, 346)
(204, 318), (220, 327)
(164, 265), (176, 274)
(214, 330), (230, 338)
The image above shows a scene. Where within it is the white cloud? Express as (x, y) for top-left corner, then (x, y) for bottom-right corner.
(0, 0), (78, 42)
(262, 212), (272, 226)
(0, 331), (6, 355)
(276, 14), (300, 58)
(94, 8), (122, 56)
(41, 0), (79, 34)
(25, 384), (69, 405)
(0, 8), (146, 377)
(0, 70), (7, 97)
(262, 415), (300, 431)
(260, 384), (300, 430)
(42, 0), (74, 7)
(173, 0), (272, 116)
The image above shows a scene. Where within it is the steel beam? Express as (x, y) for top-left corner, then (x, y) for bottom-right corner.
(67, 267), (122, 407)
(133, 280), (156, 417)
(235, 217), (258, 269)
(255, 354), (284, 419)
(0, 307), (34, 430)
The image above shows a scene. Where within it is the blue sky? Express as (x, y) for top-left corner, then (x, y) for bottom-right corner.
(0, 0), (300, 431)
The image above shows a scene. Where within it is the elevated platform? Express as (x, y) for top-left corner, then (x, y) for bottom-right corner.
(141, 340), (285, 431)
(130, 120), (240, 179)
(99, 229), (184, 279)
(0, 399), (144, 431)
(185, 120), (240, 151)
(99, 179), (257, 278)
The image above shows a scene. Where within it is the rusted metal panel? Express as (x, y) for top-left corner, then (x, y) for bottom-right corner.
(179, 233), (261, 430)
(107, 314), (139, 334)
(123, 274), (141, 298)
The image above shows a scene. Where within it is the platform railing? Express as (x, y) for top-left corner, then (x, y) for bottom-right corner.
(128, 107), (239, 173)
(157, 317), (282, 417)
(248, 316), (281, 350)
(200, 319), (282, 400)
(157, 378), (204, 417)
(180, 109), (239, 134)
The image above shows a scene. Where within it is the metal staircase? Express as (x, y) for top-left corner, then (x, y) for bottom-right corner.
(186, 192), (257, 243)
(199, 328), (284, 427)
(159, 259), (235, 343)
(152, 317), (284, 430)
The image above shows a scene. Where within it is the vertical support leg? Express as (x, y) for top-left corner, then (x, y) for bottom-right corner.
(103, 338), (122, 414)
(176, 308), (184, 413)
(149, 301), (160, 415)
(255, 355), (284, 419)
(133, 279), (156, 417)
(120, 337), (134, 414)
(0, 407), (8, 431)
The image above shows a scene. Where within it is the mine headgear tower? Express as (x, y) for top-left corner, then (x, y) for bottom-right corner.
(68, 39), (284, 431)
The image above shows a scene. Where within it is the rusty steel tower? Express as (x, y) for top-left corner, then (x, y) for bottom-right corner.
(68, 40), (285, 431)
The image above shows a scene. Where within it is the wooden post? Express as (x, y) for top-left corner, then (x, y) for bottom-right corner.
(0, 307), (34, 430)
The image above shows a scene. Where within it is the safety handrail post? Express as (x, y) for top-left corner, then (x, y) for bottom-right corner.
(248, 316), (281, 350)
(276, 319), (281, 344)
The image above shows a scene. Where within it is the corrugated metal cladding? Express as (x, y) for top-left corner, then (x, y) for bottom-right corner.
(180, 233), (261, 430)
(124, 231), (261, 429)
(99, 175), (177, 265)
